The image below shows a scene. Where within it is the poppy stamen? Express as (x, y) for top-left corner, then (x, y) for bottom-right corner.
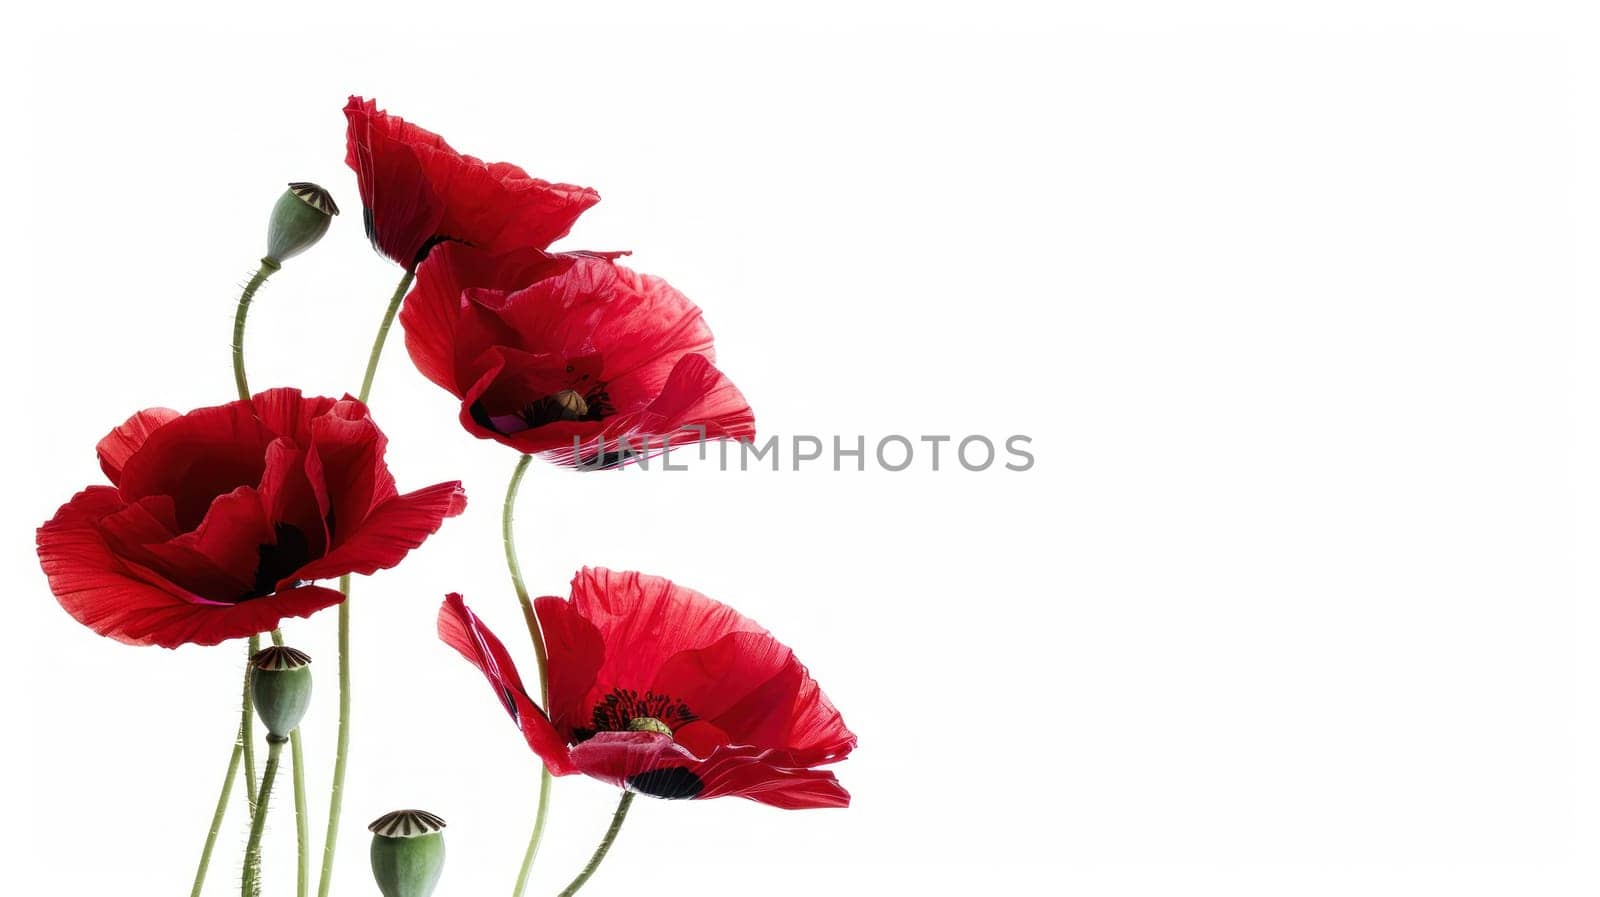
(591, 687), (696, 736)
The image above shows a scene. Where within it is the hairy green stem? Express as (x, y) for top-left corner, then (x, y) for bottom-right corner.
(198, 264), (309, 897)
(231, 258), (279, 399)
(316, 267), (415, 897)
(555, 792), (635, 897)
(193, 263), (282, 897)
(505, 453), (554, 897)
(189, 718), (244, 897)
(270, 628), (310, 897)
(242, 738), (285, 897)
(244, 635), (260, 810)
(235, 268), (266, 820)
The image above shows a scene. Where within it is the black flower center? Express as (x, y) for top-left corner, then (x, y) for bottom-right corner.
(584, 687), (697, 738)
(469, 357), (615, 438)
(578, 688), (705, 801)
(626, 766), (705, 800)
(524, 385), (612, 429)
(246, 523), (312, 600)
(471, 384), (613, 436)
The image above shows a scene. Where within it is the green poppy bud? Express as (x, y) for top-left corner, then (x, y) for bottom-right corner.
(266, 182), (339, 264)
(370, 810), (446, 897)
(249, 646), (313, 742)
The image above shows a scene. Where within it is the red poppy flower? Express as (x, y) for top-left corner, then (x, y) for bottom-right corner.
(344, 96), (600, 268)
(438, 568), (855, 809)
(400, 243), (756, 467)
(37, 388), (467, 649)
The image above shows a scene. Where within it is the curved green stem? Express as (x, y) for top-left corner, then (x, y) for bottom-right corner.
(222, 267), (309, 896)
(512, 772), (553, 897)
(505, 453), (554, 897)
(189, 719), (244, 897)
(233, 275), (269, 819)
(358, 269), (415, 403)
(235, 268), (271, 813)
(270, 628), (310, 897)
(555, 792), (634, 897)
(316, 267), (415, 897)
(504, 455), (548, 678)
(231, 258), (280, 400)
(193, 263), (283, 897)
(242, 738), (285, 897)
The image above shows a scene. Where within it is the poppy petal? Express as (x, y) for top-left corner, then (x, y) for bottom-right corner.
(590, 267), (716, 397)
(405, 246), (614, 395)
(97, 408), (179, 484)
(633, 353), (757, 443)
(431, 155), (599, 259)
(651, 632), (856, 768)
(136, 486), (273, 602)
(344, 96), (445, 266)
(689, 744), (852, 809)
(438, 594), (576, 774)
(305, 398), (398, 541)
(258, 439), (328, 557)
(249, 388), (339, 447)
(569, 731), (703, 797)
(91, 490), (244, 597)
(451, 347), (612, 456)
(38, 488), (343, 648)
(132, 584), (347, 650)
(554, 353), (756, 468)
(116, 401), (274, 529)
(569, 732), (851, 809)
(563, 568), (769, 692)
(292, 481), (465, 583)
(533, 595), (606, 739)
(345, 96), (599, 267)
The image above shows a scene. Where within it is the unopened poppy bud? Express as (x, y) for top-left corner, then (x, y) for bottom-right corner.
(249, 646), (313, 742)
(370, 810), (446, 897)
(266, 182), (339, 264)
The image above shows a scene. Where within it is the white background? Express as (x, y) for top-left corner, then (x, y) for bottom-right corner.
(7, 2), (1600, 895)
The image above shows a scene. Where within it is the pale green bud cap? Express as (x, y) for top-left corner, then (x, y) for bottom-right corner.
(370, 810), (446, 897)
(249, 646), (313, 742)
(266, 182), (338, 264)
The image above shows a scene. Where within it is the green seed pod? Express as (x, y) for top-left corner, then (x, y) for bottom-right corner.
(249, 646), (312, 742)
(265, 182), (338, 264)
(370, 810), (446, 897)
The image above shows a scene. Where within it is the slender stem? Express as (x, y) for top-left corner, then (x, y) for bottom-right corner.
(511, 772), (553, 897)
(316, 584), (351, 897)
(242, 739), (285, 897)
(271, 628), (310, 897)
(503, 455), (549, 684)
(192, 262), (280, 897)
(231, 258), (280, 400)
(555, 792), (635, 897)
(244, 635), (260, 812)
(358, 268), (415, 403)
(317, 267), (414, 897)
(504, 453), (555, 897)
(289, 730), (309, 897)
(234, 263), (272, 818)
(189, 725), (243, 897)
